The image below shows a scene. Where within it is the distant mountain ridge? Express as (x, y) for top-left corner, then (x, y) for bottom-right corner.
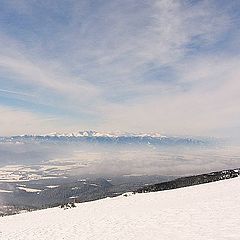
(0, 130), (212, 146)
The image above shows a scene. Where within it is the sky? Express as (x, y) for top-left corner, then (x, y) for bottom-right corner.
(0, 0), (240, 137)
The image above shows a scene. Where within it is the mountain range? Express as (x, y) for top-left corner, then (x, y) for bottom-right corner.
(0, 131), (212, 146)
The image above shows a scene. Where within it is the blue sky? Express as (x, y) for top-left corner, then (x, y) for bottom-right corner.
(0, 0), (240, 137)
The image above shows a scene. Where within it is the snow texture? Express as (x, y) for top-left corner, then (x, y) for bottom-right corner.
(17, 187), (42, 192)
(0, 177), (240, 240)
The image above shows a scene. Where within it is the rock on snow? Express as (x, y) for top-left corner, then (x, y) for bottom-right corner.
(1, 177), (240, 240)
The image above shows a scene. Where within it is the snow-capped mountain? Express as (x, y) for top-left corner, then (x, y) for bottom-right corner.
(1, 176), (239, 239)
(18, 130), (169, 138)
(0, 131), (211, 146)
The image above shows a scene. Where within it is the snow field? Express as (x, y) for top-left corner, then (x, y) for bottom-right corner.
(0, 177), (240, 240)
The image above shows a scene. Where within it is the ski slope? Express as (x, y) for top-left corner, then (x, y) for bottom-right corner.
(1, 177), (240, 240)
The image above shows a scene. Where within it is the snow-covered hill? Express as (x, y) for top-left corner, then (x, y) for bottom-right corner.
(1, 177), (240, 240)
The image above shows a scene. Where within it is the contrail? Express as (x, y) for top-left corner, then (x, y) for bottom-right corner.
(0, 88), (34, 97)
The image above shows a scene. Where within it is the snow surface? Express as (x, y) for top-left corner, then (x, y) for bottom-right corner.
(17, 187), (42, 193)
(46, 185), (59, 189)
(1, 177), (240, 240)
(0, 189), (12, 193)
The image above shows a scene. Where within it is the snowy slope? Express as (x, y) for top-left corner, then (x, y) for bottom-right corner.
(1, 177), (240, 240)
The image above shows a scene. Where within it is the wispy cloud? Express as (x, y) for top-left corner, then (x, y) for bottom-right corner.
(0, 105), (91, 136)
(0, 0), (239, 137)
(0, 88), (34, 97)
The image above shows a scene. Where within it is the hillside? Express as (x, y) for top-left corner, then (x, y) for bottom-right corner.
(1, 176), (240, 240)
(137, 168), (240, 193)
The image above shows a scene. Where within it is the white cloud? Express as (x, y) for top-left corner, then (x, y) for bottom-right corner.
(0, 105), (90, 136)
(0, 0), (239, 137)
(99, 53), (240, 137)
(0, 38), (100, 102)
